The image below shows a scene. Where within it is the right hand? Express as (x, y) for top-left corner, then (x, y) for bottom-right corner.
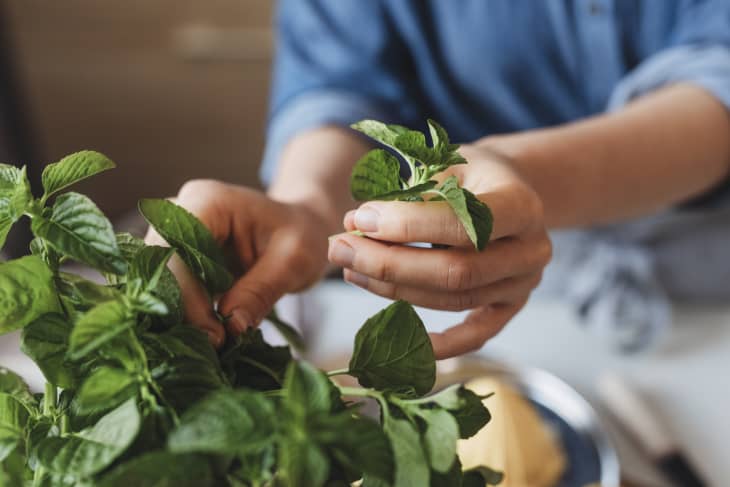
(144, 179), (331, 347)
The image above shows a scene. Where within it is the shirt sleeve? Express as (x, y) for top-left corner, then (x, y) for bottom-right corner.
(260, 0), (419, 185)
(607, 0), (730, 208)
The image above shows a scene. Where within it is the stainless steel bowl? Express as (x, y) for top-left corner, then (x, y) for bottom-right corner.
(436, 355), (621, 487)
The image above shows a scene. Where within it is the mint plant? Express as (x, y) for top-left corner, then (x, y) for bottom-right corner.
(0, 134), (501, 485)
(350, 119), (493, 250)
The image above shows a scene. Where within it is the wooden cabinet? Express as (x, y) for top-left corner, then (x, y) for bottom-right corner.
(4, 0), (274, 218)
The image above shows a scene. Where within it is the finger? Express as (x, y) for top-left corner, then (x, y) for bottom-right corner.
(143, 194), (228, 348)
(159, 251), (226, 348)
(217, 232), (308, 335)
(429, 303), (524, 359)
(329, 232), (549, 291)
(348, 184), (539, 245)
(344, 268), (538, 312)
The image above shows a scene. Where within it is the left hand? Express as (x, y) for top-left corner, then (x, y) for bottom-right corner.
(328, 144), (552, 359)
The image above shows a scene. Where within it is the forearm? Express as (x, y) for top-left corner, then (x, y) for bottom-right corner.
(267, 126), (371, 234)
(483, 83), (730, 228)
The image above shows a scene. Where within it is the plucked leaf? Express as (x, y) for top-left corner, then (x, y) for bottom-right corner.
(350, 149), (402, 201)
(349, 300), (436, 396)
(138, 199), (232, 294)
(76, 367), (138, 415)
(68, 300), (134, 360)
(21, 314), (78, 389)
(168, 389), (275, 455)
(35, 399), (141, 477)
(0, 255), (60, 334)
(31, 192), (126, 274)
(97, 452), (214, 487)
(434, 177), (492, 250)
(0, 165), (32, 249)
(41, 151), (115, 199)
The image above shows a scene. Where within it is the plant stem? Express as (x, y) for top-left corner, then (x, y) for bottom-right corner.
(336, 385), (391, 423)
(326, 368), (350, 378)
(43, 382), (56, 416)
(60, 414), (69, 435)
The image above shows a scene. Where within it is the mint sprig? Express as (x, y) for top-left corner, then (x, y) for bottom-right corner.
(0, 151), (501, 486)
(351, 119), (492, 250)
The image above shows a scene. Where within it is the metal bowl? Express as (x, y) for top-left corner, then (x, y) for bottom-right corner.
(436, 355), (621, 487)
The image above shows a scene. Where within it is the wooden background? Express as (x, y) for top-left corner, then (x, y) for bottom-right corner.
(4, 0), (274, 219)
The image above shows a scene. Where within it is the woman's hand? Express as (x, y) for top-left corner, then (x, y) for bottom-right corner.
(145, 180), (331, 347)
(328, 145), (552, 359)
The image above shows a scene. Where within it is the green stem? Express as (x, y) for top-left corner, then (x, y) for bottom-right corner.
(326, 368), (350, 378)
(60, 414), (69, 435)
(336, 385), (391, 422)
(43, 383), (56, 416)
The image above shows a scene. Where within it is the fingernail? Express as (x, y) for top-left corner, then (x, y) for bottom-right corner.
(328, 239), (355, 267)
(354, 207), (379, 232)
(345, 270), (369, 288)
(229, 308), (254, 334)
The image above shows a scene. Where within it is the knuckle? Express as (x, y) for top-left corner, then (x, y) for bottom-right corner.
(445, 259), (475, 291)
(377, 249), (399, 283)
(177, 179), (222, 199)
(237, 281), (277, 317)
(450, 291), (478, 311)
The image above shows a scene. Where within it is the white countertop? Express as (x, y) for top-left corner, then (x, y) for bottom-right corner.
(2, 279), (729, 486)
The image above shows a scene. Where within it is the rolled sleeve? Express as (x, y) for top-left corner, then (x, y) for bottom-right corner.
(260, 0), (419, 186)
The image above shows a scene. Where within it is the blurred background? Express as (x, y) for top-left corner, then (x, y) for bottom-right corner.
(0, 0), (272, 255)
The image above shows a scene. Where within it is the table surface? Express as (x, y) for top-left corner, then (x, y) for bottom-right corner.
(2, 279), (729, 486)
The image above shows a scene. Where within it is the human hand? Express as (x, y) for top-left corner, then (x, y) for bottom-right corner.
(328, 145), (552, 359)
(145, 180), (330, 347)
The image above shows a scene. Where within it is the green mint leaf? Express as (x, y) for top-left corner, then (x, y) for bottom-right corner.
(145, 325), (222, 373)
(0, 393), (31, 462)
(349, 300), (436, 396)
(350, 149), (402, 201)
(138, 199), (233, 295)
(435, 177), (492, 250)
(129, 288), (169, 315)
(152, 357), (225, 414)
(31, 192), (127, 274)
(0, 165), (32, 249)
(221, 328), (292, 390)
(426, 119), (467, 166)
(278, 438), (329, 487)
(311, 413), (394, 485)
(68, 300), (135, 360)
(35, 398), (141, 477)
(377, 415), (430, 487)
(128, 246), (175, 290)
(462, 466), (504, 487)
(0, 255), (60, 334)
(21, 313), (78, 389)
(30, 237), (62, 271)
(282, 361), (333, 415)
(351, 120), (413, 149)
(449, 388), (492, 439)
(266, 308), (305, 353)
(0, 367), (35, 409)
(98, 452), (214, 487)
(415, 408), (460, 473)
(41, 151), (115, 200)
(56, 272), (122, 312)
(429, 456), (464, 487)
(168, 390), (275, 455)
(76, 367), (138, 415)
(375, 181), (437, 202)
(0, 448), (26, 485)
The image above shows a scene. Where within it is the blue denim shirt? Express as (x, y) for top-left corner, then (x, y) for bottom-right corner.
(262, 0), (730, 351)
